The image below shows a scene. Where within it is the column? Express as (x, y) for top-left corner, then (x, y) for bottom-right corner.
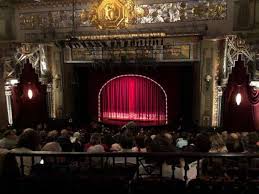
(5, 84), (13, 126)
(217, 86), (223, 127)
(47, 83), (53, 118)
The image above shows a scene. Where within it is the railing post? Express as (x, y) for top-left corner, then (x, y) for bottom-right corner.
(20, 156), (24, 176)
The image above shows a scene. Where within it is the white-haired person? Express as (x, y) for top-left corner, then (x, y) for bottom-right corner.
(87, 144), (106, 168)
(70, 132), (83, 152)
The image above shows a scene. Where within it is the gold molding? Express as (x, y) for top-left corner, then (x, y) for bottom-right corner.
(80, 0), (144, 29)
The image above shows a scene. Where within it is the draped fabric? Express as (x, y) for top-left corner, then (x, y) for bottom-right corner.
(99, 75), (167, 126)
(223, 56), (259, 131)
(12, 62), (47, 129)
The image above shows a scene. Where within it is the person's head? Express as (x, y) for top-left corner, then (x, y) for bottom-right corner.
(226, 136), (244, 152)
(147, 134), (175, 164)
(70, 132), (80, 143)
(149, 134), (175, 153)
(102, 134), (115, 148)
(17, 129), (40, 151)
(41, 142), (63, 164)
(61, 129), (69, 138)
(47, 130), (58, 142)
(42, 142), (62, 152)
(247, 132), (259, 146)
(134, 135), (145, 148)
(120, 135), (133, 149)
(3, 130), (17, 140)
(90, 133), (102, 145)
(195, 133), (211, 152)
(210, 133), (226, 151)
(87, 144), (105, 153)
(221, 131), (228, 142)
(110, 143), (123, 152)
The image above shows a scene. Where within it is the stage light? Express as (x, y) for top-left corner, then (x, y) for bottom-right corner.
(235, 93), (242, 106)
(28, 89), (33, 99)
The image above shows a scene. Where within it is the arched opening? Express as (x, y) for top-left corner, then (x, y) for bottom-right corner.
(98, 74), (167, 126)
(223, 56), (259, 131)
(11, 62), (48, 129)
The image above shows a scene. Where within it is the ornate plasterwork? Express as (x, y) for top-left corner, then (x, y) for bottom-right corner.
(137, 0), (227, 24)
(80, 0), (144, 29)
(4, 44), (50, 84)
(18, 0), (227, 30)
(222, 35), (255, 85)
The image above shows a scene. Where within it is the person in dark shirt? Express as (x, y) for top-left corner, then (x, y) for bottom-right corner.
(57, 129), (73, 152)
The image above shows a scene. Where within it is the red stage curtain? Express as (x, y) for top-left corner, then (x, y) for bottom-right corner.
(223, 56), (259, 131)
(99, 75), (167, 126)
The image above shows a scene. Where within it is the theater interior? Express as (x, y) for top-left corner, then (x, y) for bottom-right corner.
(0, 0), (259, 193)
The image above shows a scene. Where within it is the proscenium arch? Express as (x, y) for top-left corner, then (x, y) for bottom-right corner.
(98, 74), (168, 124)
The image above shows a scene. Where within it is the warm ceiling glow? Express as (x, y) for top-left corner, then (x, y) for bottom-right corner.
(28, 89), (33, 99)
(235, 93), (242, 106)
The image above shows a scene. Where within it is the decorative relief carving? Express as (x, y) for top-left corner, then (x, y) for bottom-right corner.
(136, 0), (227, 24)
(3, 44), (50, 84)
(80, 0), (145, 29)
(222, 35), (255, 86)
(18, 0), (227, 30)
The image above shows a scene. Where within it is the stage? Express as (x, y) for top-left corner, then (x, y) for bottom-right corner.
(74, 63), (194, 127)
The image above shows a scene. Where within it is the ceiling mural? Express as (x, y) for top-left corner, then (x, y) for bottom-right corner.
(18, 0), (227, 30)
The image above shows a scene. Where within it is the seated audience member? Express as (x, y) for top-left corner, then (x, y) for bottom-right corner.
(201, 133), (228, 178)
(176, 138), (188, 149)
(209, 133), (228, 153)
(102, 133), (115, 151)
(70, 132), (83, 152)
(87, 144), (105, 168)
(132, 135), (147, 152)
(120, 135), (134, 152)
(221, 131), (228, 142)
(0, 130), (17, 150)
(176, 132), (188, 150)
(84, 133), (104, 152)
(137, 134), (177, 178)
(224, 134), (247, 178)
(110, 143), (123, 152)
(42, 142), (62, 152)
(194, 133), (211, 153)
(11, 128), (41, 176)
(226, 133), (244, 153)
(175, 145), (198, 182)
(0, 147), (19, 177)
(46, 130), (59, 143)
(246, 132), (259, 152)
(41, 142), (63, 164)
(39, 130), (47, 146)
(57, 129), (73, 152)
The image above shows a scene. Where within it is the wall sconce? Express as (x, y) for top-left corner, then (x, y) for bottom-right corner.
(28, 89), (33, 99)
(235, 93), (242, 106)
(235, 85), (242, 106)
(204, 74), (212, 90)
